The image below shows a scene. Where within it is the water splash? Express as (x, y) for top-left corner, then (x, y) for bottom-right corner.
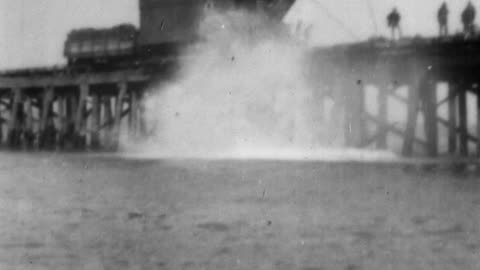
(123, 8), (396, 161)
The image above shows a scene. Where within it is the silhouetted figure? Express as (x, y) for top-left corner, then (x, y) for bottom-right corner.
(387, 8), (402, 40)
(438, 2), (449, 36)
(462, 2), (476, 37)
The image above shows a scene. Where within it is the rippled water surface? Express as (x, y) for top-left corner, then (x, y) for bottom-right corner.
(0, 153), (479, 270)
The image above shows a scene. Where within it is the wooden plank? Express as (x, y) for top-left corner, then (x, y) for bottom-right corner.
(448, 84), (457, 154)
(458, 87), (468, 156)
(0, 70), (148, 89)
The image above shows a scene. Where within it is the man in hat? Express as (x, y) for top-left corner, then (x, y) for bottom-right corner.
(462, 1), (476, 37)
(387, 8), (402, 40)
(438, 2), (449, 36)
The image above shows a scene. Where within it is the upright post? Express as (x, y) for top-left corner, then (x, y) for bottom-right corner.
(129, 90), (138, 138)
(448, 83), (457, 154)
(458, 86), (468, 156)
(24, 96), (34, 149)
(57, 95), (66, 148)
(354, 80), (366, 147)
(377, 84), (388, 148)
(422, 81), (438, 157)
(103, 96), (113, 147)
(114, 81), (127, 149)
(402, 83), (420, 156)
(74, 83), (89, 148)
(39, 87), (55, 149)
(477, 88), (480, 157)
(91, 91), (101, 149)
(8, 87), (22, 148)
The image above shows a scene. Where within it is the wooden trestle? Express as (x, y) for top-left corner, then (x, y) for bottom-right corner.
(0, 69), (149, 150)
(2, 37), (480, 158)
(309, 37), (480, 158)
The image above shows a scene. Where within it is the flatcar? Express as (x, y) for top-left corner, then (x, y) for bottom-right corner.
(63, 0), (295, 68)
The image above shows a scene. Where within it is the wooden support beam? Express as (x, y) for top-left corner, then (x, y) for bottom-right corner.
(355, 81), (367, 147)
(365, 113), (428, 146)
(138, 91), (147, 137)
(39, 87), (55, 149)
(342, 82), (353, 147)
(8, 87), (22, 147)
(57, 95), (66, 148)
(437, 117), (477, 143)
(422, 82), (439, 157)
(437, 90), (457, 107)
(114, 81), (127, 148)
(448, 84), (457, 154)
(477, 89), (480, 157)
(64, 94), (77, 147)
(100, 107), (130, 130)
(389, 92), (409, 104)
(0, 99), (11, 109)
(458, 87), (469, 156)
(40, 87), (54, 133)
(103, 96), (113, 146)
(402, 84), (420, 156)
(129, 91), (138, 138)
(90, 92), (100, 149)
(342, 78), (366, 147)
(0, 70), (148, 89)
(24, 97), (34, 148)
(74, 83), (88, 147)
(377, 85), (388, 148)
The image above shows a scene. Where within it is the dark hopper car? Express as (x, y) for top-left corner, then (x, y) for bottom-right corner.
(63, 0), (295, 67)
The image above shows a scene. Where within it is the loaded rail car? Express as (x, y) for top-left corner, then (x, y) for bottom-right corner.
(63, 0), (296, 69)
(64, 24), (138, 67)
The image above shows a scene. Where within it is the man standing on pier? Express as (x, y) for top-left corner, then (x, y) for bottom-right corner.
(462, 1), (476, 37)
(387, 8), (402, 40)
(438, 2), (448, 37)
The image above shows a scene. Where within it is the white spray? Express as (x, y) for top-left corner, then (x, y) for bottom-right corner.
(123, 8), (396, 161)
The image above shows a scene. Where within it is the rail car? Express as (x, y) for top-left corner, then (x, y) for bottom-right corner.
(63, 0), (295, 69)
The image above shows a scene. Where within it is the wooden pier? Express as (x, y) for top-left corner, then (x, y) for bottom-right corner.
(2, 36), (480, 158)
(0, 68), (151, 150)
(309, 36), (480, 158)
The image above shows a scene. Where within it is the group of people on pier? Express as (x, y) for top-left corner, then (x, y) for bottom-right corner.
(387, 1), (477, 39)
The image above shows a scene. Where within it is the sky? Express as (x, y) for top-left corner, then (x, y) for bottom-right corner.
(0, 0), (479, 69)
